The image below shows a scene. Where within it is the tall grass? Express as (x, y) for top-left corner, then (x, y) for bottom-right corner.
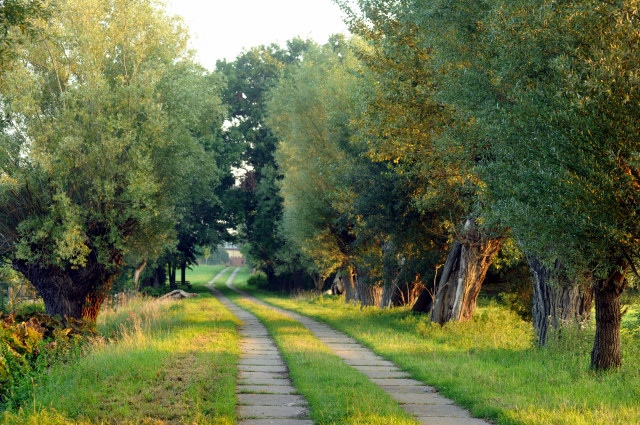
(2, 289), (240, 425)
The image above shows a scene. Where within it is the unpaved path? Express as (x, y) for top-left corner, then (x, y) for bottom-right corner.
(225, 277), (491, 425)
(208, 268), (313, 425)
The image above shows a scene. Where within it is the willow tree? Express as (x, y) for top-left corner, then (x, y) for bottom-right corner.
(267, 38), (362, 298)
(340, 0), (504, 321)
(478, 0), (640, 370)
(0, 0), (220, 320)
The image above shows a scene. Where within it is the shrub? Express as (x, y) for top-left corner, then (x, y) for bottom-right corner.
(247, 272), (268, 289)
(141, 286), (168, 298)
(0, 311), (93, 409)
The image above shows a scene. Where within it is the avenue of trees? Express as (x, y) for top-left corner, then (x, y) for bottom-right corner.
(1, 0), (639, 372)
(250, 0), (639, 371)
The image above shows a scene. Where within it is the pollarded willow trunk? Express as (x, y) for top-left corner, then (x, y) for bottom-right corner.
(133, 259), (147, 288)
(527, 256), (593, 345)
(354, 273), (383, 307)
(431, 220), (503, 325)
(412, 286), (436, 314)
(12, 256), (116, 321)
(591, 265), (627, 370)
(380, 241), (400, 308)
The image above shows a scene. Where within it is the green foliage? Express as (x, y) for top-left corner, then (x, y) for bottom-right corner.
(0, 0), (228, 318)
(217, 40), (319, 288)
(0, 311), (92, 409)
(246, 272), (268, 289)
(0, 0), (50, 68)
(267, 37), (361, 277)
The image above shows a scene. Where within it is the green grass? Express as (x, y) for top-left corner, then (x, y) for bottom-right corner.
(219, 284), (417, 425)
(2, 287), (240, 425)
(184, 264), (229, 285)
(245, 290), (640, 425)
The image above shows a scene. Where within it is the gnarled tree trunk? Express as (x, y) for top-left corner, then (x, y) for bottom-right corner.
(528, 256), (593, 345)
(12, 255), (117, 321)
(133, 259), (147, 288)
(380, 241), (399, 308)
(412, 285), (435, 314)
(591, 264), (627, 370)
(354, 272), (383, 307)
(431, 219), (503, 325)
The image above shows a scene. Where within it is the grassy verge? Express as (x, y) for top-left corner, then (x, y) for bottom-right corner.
(219, 285), (417, 425)
(244, 290), (640, 425)
(2, 286), (240, 425)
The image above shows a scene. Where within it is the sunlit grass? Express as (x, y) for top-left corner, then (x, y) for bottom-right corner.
(2, 288), (240, 425)
(183, 264), (229, 285)
(221, 286), (417, 425)
(249, 292), (640, 425)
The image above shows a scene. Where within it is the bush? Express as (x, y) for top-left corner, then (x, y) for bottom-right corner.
(247, 272), (268, 289)
(0, 311), (93, 409)
(141, 286), (168, 298)
(13, 300), (45, 319)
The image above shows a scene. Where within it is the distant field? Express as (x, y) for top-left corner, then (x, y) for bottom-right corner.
(184, 264), (228, 285)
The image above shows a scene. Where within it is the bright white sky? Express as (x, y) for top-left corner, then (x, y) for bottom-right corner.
(163, 0), (350, 70)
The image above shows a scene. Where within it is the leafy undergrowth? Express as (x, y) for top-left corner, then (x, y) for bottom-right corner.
(221, 288), (417, 425)
(2, 287), (240, 425)
(1, 310), (93, 408)
(249, 291), (640, 425)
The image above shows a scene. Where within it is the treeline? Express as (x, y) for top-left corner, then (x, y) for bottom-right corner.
(231, 0), (640, 371)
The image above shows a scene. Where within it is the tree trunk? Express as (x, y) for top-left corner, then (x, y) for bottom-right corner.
(590, 265), (627, 370)
(82, 274), (117, 321)
(343, 268), (356, 304)
(12, 256), (117, 321)
(528, 256), (593, 345)
(265, 267), (277, 290)
(380, 241), (399, 308)
(312, 273), (326, 292)
(412, 287), (435, 314)
(153, 268), (161, 288)
(168, 257), (177, 290)
(431, 219), (503, 325)
(133, 259), (147, 289)
(293, 268), (303, 291)
(180, 263), (187, 286)
(354, 272), (383, 307)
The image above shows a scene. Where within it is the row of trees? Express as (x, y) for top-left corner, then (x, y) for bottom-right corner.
(1, 0), (637, 372)
(241, 0), (640, 371)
